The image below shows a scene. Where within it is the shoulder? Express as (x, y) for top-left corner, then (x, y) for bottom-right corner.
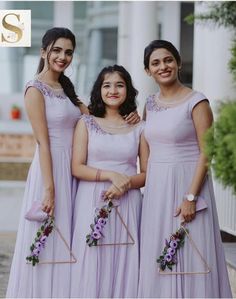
(189, 90), (209, 111)
(145, 94), (156, 112)
(25, 79), (48, 96)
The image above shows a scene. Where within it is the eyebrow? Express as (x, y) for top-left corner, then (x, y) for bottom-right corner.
(52, 46), (73, 52)
(151, 55), (173, 61)
(102, 81), (125, 84)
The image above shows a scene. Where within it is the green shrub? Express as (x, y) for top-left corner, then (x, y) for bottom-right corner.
(204, 101), (236, 193)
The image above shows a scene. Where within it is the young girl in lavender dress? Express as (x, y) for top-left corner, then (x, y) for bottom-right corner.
(70, 65), (149, 298)
(138, 40), (232, 298)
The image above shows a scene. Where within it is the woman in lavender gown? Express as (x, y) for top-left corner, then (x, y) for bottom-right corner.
(6, 27), (88, 298)
(70, 65), (149, 298)
(138, 40), (232, 298)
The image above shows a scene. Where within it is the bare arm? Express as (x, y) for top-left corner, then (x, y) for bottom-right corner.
(72, 119), (131, 189)
(105, 131), (149, 199)
(177, 100), (213, 223)
(25, 87), (55, 216)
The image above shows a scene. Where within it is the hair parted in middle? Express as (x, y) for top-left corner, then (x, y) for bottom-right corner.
(143, 39), (181, 70)
(88, 65), (138, 117)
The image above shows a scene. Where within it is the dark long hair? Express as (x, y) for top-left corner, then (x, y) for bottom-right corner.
(37, 27), (80, 106)
(144, 40), (181, 70)
(88, 65), (138, 117)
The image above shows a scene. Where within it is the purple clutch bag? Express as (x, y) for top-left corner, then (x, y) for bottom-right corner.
(25, 200), (48, 222)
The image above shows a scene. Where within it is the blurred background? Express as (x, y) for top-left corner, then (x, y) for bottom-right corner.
(0, 1), (235, 297)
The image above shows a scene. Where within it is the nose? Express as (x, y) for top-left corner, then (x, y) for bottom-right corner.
(109, 85), (118, 94)
(59, 51), (66, 60)
(159, 61), (167, 70)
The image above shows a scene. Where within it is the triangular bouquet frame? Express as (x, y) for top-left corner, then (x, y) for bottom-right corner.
(27, 224), (77, 265)
(96, 206), (135, 247)
(159, 225), (211, 275)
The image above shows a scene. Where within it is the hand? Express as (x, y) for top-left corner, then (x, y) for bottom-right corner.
(175, 200), (196, 223)
(123, 111), (140, 125)
(41, 190), (55, 217)
(109, 172), (131, 194)
(104, 184), (124, 200)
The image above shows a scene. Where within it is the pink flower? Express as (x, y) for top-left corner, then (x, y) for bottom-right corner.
(35, 242), (42, 249)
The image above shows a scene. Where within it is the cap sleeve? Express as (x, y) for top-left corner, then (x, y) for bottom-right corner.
(189, 91), (209, 115)
(25, 79), (48, 97)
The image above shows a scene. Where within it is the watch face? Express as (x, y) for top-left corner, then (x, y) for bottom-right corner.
(187, 194), (195, 201)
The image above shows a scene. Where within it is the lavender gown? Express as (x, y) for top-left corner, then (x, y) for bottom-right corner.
(6, 79), (81, 298)
(138, 92), (232, 298)
(70, 115), (144, 298)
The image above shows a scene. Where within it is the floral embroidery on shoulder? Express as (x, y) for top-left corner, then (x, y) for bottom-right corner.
(146, 94), (169, 112)
(82, 115), (106, 135)
(25, 80), (67, 100)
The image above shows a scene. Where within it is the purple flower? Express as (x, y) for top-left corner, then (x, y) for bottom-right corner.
(167, 247), (176, 256)
(35, 242), (42, 249)
(33, 248), (40, 256)
(40, 235), (47, 244)
(94, 223), (102, 232)
(97, 218), (107, 227)
(92, 231), (101, 240)
(165, 254), (172, 262)
(170, 240), (178, 249)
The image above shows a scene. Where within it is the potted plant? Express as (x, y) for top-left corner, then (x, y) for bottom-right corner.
(10, 104), (21, 120)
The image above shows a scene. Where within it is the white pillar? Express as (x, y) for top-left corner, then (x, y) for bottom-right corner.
(86, 29), (102, 93)
(118, 1), (157, 114)
(193, 2), (235, 111)
(161, 2), (181, 50)
(53, 1), (74, 30)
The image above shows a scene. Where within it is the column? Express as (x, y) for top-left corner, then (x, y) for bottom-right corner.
(118, 1), (157, 114)
(193, 2), (235, 110)
(86, 29), (102, 93)
(53, 1), (74, 30)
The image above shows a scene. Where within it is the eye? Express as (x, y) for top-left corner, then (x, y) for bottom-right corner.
(165, 57), (174, 63)
(117, 84), (125, 88)
(102, 84), (110, 88)
(52, 48), (60, 53)
(66, 51), (73, 56)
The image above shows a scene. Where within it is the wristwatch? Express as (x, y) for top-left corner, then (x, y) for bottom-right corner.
(185, 193), (197, 202)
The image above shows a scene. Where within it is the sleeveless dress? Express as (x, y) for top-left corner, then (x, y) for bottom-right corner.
(138, 91), (232, 298)
(70, 115), (144, 298)
(6, 79), (81, 298)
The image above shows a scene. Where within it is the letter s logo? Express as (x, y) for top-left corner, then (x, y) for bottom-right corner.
(1, 13), (23, 43)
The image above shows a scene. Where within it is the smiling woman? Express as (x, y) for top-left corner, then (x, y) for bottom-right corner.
(6, 27), (87, 299)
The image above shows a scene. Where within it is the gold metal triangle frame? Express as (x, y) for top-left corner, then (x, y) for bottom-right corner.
(27, 224), (77, 265)
(96, 206), (135, 247)
(159, 225), (211, 275)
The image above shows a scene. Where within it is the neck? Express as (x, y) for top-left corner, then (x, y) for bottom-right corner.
(104, 108), (124, 122)
(158, 82), (185, 102)
(38, 69), (61, 84)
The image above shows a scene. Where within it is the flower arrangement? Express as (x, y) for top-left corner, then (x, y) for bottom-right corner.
(26, 216), (54, 266)
(157, 226), (188, 271)
(86, 200), (114, 247)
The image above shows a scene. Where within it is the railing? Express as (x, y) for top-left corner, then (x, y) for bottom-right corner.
(213, 179), (236, 236)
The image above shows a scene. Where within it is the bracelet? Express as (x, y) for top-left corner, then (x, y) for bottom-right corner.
(96, 169), (102, 182)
